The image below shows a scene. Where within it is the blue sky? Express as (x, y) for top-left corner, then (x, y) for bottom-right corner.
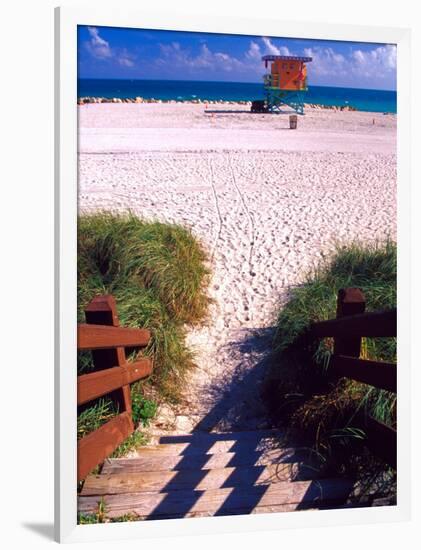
(77, 26), (397, 90)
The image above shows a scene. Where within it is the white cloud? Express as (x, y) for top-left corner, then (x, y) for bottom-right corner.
(85, 27), (136, 68)
(118, 57), (134, 67)
(141, 35), (396, 88)
(156, 37), (299, 78)
(352, 44), (396, 72)
(278, 45), (292, 56)
(158, 42), (246, 73)
(303, 47), (346, 77)
(195, 44), (215, 68)
(261, 38), (292, 57)
(117, 49), (135, 67)
(245, 38), (293, 72)
(352, 50), (365, 65)
(86, 27), (112, 59)
(262, 37), (280, 55)
(246, 41), (261, 60)
(302, 44), (396, 86)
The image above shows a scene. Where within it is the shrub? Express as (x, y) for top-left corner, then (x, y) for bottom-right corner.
(266, 240), (396, 474)
(77, 212), (210, 457)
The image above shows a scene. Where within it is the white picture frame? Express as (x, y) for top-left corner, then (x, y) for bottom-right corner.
(55, 6), (411, 543)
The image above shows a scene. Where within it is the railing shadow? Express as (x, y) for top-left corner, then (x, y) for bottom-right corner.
(204, 109), (255, 114)
(204, 109), (294, 116)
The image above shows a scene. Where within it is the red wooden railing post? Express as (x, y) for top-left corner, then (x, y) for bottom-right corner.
(334, 288), (366, 358)
(309, 288), (396, 469)
(84, 295), (133, 423)
(77, 294), (153, 481)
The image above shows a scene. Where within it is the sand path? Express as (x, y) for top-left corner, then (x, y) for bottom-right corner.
(78, 103), (397, 434)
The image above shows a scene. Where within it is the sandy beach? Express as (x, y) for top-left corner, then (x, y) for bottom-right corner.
(78, 102), (396, 435)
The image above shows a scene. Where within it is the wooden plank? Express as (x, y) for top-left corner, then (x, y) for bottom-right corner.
(101, 447), (310, 474)
(154, 429), (283, 445)
(77, 359), (153, 406)
(371, 496), (396, 507)
(78, 478), (355, 519)
(127, 439), (283, 458)
(78, 412), (133, 481)
(364, 416), (397, 469)
(78, 324), (150, 350)
(334, 288), (365, 357)
(330, 355), (396, 393)
(311, 309), (396, 339)
(81, 462), (322, 496)
(145, 430), (285, 456)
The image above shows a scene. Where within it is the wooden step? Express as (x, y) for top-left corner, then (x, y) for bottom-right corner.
(102, 447), (308, 474)
(81, 462), (321, 496)
(78, 478), (355, 519)
(143, 430), (285, 455)
(130, 437), (290, 458)
(150, 429), (283, 446)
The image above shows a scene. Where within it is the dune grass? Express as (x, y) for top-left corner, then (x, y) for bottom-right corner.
(266, 240), (396, 473)
(77, 212), (211, 455)
(78, 498), (140, 524)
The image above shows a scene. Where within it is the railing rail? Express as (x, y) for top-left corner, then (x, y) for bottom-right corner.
(329, 355), (396, 393)
(77, 359), (152, 406)
(77, 295), (153, 481)
(77, 324), (150, 350)
(310, 309), (396, 339)
(309, 288), (397, 469)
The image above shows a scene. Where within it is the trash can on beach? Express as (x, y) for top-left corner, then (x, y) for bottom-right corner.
(289, 114), (298, 129)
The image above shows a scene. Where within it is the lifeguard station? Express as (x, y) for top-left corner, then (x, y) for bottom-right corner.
(262, 55), (312, 115)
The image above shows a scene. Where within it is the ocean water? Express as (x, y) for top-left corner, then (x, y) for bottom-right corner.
(78, 79), (397, 114)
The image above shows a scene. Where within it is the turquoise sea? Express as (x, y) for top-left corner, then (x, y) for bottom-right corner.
(78, 79), (397, 114)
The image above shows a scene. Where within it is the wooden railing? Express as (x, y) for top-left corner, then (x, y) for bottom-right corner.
(309, 288), (397, 469)
(77, 295), (153, 481)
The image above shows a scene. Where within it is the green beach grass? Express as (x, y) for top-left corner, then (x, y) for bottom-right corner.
(265, 240), (396, 473)
(77, 212), (211, 457)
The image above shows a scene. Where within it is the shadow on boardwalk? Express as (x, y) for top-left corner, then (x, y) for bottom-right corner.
(143, 327), (353, 519)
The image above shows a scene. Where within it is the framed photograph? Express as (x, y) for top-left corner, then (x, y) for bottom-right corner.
(55, 5), (411, 543)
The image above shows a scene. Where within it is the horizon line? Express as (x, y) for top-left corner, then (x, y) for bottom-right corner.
(77, 77), (397, 93)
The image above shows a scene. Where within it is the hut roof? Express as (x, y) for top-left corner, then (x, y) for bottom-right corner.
(262, 55), (312, 62)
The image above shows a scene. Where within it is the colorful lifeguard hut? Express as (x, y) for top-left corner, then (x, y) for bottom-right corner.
(262, 55), (312, 115)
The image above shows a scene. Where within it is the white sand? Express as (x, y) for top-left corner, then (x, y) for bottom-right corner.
(78, 103), (396, 434)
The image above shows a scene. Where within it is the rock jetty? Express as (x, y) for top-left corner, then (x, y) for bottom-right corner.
(77, 96), (253, 106)
(77, 96), (359, 111)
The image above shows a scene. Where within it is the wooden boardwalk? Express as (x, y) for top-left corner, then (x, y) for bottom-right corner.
(78, 429), (359, 520)
(77, 291), (396, 521)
